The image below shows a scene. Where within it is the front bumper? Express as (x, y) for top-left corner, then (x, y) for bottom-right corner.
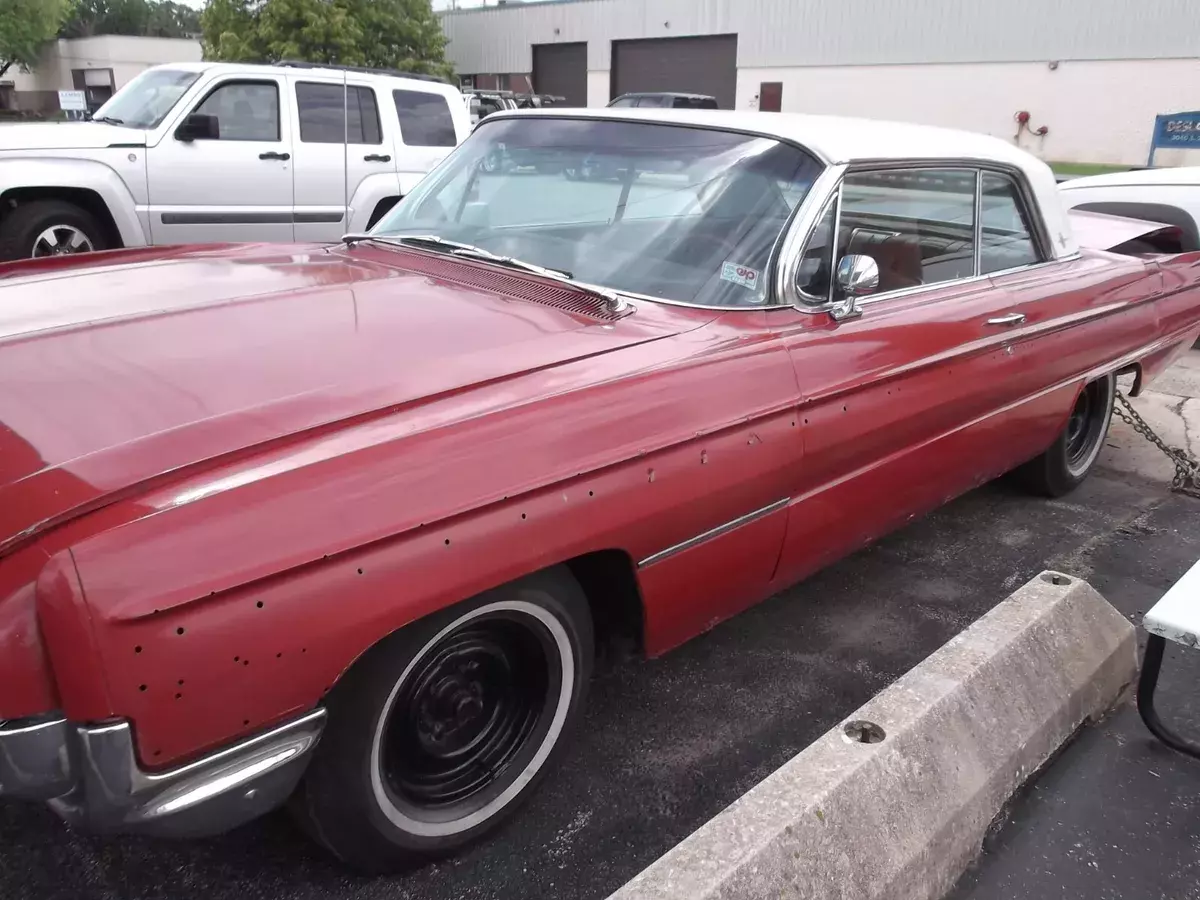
(0, 709), (325, 838)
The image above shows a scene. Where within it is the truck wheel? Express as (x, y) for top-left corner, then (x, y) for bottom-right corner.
(1017, 373), (1115, 497)
(0, 200), (107, 261)
(292, 567), (593, 872)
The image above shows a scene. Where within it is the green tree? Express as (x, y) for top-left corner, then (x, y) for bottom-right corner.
(62, 0), (202, 39)
(0, 0), (74, 80)
(202, 0), (452, 79)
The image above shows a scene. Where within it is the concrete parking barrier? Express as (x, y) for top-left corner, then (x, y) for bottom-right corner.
(606, 571), (1137, 900)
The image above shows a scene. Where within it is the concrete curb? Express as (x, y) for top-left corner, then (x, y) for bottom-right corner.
(606, 571), (1137, 900)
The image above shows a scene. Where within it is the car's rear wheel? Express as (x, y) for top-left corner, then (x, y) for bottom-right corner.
(1017, 372), (1116, 496)
(292, 567), (593, 872)
(0, 200), (107, 261)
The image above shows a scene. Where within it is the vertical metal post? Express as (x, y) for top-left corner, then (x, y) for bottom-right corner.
(1147, 114), (1162, 168)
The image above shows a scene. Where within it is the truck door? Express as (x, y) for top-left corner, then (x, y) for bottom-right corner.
(147, 74), (294, 245)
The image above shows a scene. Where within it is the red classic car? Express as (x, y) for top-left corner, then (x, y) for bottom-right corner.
(1, 109), (1198, 872)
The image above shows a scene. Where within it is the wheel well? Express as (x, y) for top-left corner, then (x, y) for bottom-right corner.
(1, 186), (124, 248)
(367, 197), (401, 229)
(563, 549), (645, 670)
(1115, 361), (1143, 396)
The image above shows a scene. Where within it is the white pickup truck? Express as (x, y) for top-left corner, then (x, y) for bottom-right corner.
(0, 61), (471, 260)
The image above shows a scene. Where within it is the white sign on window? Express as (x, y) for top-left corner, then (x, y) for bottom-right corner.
(58, 90), (87, 112)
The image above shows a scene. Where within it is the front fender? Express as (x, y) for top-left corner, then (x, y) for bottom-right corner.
(346, 172), (403, 233)
(0, 157), (148, 248)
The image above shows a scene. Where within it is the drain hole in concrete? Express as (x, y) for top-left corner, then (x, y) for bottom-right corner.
(1042, 572), (1071, 586)
(843, 720), (886, 744)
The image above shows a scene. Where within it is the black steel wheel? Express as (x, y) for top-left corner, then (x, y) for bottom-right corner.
(1017, 372), (1116, 496)
(377, 609), (562, 827)
(292, 567), (593, 873)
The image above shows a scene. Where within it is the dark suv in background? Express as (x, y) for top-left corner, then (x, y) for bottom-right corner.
(608, 92), (718, 109)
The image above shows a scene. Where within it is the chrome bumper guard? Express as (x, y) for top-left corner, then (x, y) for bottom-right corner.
(0, 709), (325, 838)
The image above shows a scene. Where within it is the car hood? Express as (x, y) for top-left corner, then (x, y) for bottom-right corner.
(0, 243), (693, 554)
(0, 121), (144, 152)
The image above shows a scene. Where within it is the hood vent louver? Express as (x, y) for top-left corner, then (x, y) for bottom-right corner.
(381, 249), (628, 322)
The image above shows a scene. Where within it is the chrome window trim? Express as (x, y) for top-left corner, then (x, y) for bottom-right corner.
(638, 498), (790, 568)
(778, 157), (1065, 315)
(972, 169), (983, 276)
(775, 163), (848, 309)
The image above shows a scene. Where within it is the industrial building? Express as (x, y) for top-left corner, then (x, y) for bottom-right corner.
(2, 36), (202, 114)
(440, 0), (1200, 165)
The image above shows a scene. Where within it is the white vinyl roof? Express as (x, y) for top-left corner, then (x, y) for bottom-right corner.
(492, 108), (1077, 258)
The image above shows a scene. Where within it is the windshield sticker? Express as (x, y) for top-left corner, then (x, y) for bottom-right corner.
(721, 262), (760, 291)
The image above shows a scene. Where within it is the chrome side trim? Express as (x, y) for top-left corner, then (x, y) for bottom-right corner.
(776, 164), (849, 309)
(638, 498), (790, 568)
(48, 708), (325, 838)
(0, 715), (73, 801)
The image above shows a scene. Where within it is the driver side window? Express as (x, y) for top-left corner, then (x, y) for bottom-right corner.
(796, 167), (979, 303)
(191, 80), (280, 141)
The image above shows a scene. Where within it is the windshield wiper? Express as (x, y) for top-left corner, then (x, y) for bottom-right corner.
(90, 115), (125, 125)
(340, 232), (627, 313)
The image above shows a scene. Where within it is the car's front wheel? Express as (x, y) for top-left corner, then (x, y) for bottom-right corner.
(292, 567), (593, 872)
(0, 200), (108, 261)
(1018, 372), (1116, 496)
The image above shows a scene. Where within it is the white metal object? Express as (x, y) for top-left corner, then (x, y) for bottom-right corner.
(1143, 556), (1200, 648)
(0, 62), (472, 256)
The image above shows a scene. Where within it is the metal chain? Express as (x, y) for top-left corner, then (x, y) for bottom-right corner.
(1113, 390), (1200, 499)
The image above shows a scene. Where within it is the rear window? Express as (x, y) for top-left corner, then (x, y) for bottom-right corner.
(393, 89), (457, 147)
(296, 82), (382, 144)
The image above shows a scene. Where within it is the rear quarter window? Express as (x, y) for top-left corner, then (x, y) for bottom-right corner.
(393, 89), (457, 147)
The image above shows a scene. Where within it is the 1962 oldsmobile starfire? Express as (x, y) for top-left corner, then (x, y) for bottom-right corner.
(2, 109), (1198, 871)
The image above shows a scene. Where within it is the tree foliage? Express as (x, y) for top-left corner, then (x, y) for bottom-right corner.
(61, 1), (203, 40)
(0, 0), (74, 80)
(201, 0), (452, 80)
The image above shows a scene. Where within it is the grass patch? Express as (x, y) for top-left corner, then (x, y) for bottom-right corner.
(1049, 161), (1131, 178)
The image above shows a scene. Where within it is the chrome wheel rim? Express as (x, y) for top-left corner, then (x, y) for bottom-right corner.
(31, 225), (94, 258)
(370, 600), (573, 837)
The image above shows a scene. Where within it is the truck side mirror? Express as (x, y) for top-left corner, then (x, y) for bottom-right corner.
(175, 113), (220, 142)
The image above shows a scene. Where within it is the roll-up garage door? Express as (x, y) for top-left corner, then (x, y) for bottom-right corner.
(611, 35), (737, 109)
(532, 42), (588, 107)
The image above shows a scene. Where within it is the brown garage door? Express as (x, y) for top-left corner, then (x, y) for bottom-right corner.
(532, 42), (588, 107)
(611, 35), (737, 109)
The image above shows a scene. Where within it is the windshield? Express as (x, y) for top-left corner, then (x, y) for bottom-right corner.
(91, 68), (201, 129)
(374, 117), (823, 307)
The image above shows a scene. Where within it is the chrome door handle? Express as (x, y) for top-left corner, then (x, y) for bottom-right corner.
(985, 312), (1026, 326)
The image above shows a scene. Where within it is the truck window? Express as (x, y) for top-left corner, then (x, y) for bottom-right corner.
(193, 80), (279, 141)
(393, 89), (457, 147)
(296, 82), (383, 144)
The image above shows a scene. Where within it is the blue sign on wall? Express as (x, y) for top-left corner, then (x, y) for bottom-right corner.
(1148, 111), (1200, 165)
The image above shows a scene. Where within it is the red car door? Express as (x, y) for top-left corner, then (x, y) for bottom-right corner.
(979, 170), (1161, 454)
(768, 165), (1049, 587)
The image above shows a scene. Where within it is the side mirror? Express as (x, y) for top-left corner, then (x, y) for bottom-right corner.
(175, 112), (219, 142)
(831, 253), (878, 321)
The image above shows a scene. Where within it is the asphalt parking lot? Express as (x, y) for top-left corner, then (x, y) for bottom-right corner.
(3, 423), (1196, 900)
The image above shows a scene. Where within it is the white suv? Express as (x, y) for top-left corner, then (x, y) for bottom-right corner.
(0, 61), (471, 260)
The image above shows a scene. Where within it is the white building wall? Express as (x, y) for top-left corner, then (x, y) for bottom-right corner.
(40, 36), (202, 91)
(586, 70), (609, 107)
(442, 0), (1200, 73)
(735, 58), (1200, 166)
